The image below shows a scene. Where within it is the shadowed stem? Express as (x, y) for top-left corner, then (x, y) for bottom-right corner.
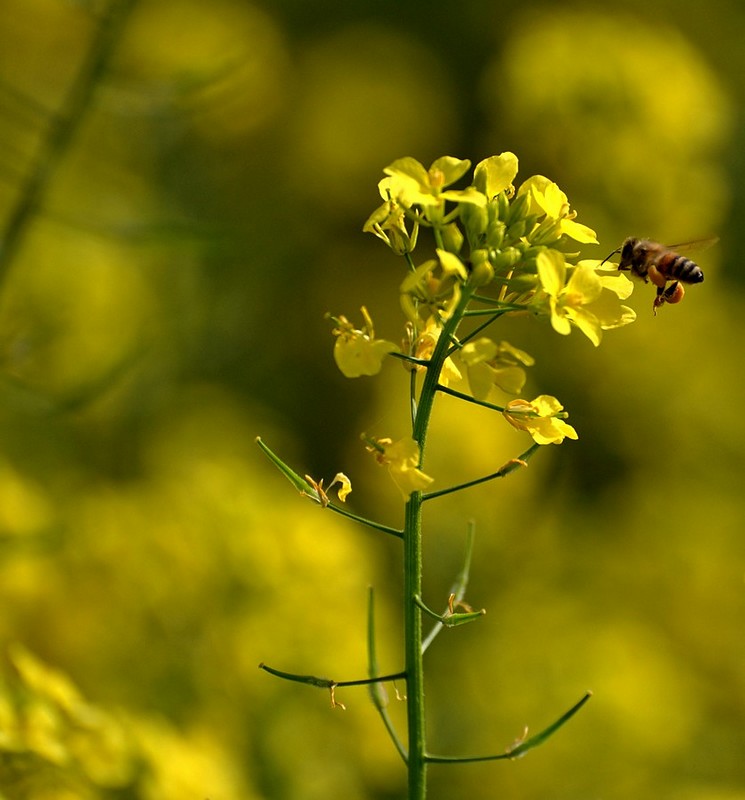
(0, 0), (137, 283)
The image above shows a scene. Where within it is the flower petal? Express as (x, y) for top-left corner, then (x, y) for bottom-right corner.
(388, 463), (435, 498)
(596, 272), (635, 300)
(385, 157), (429, 185)
(437, 248), (469, 280)
(549, 300), (572, 336)
(566, 265), (603, 304)
(537, 250), (567, 298)
(474, 152), (519, 198)
(565, 307), (602, 347)
(466, 361), (496, 400)
(560, 218), (598, 244)
(541, 181), (568, 218)
(492, 366), (527, 394)
(430, 156), (471, 187)
(461, 337), (498, 366)
(333, 336), (398, 377)
(440, 186), (487, 207)
(329, 472), (352, 502)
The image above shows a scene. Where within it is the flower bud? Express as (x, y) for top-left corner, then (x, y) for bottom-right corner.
(506, 219), (528, 240)
(496, 191), (511, 221)
(469, 249), (494, 287)
(522, 245), (547, 261)
(489, 247), (522, 272)
(486, 220), (506, 249)
(440, 222), (464, 254)
(460, 203), (488, 243)
(505, 191), (531, 225)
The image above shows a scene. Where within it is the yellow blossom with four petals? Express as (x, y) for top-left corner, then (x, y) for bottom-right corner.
(503, 395), (578, 445)
(536, 251), (636, 347)
(382, 156), (487, 213)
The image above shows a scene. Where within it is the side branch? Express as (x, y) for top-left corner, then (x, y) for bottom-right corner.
(326, 502), (404, 539)
(422, 521), (478, 653)
(426, 691), (592, 764)
(435, 383), (508, 413)
(259, 662), (407, 710)
(423, 443), (541, 501)
(390, 352), (430, 368)
(448, 310), (505, 353)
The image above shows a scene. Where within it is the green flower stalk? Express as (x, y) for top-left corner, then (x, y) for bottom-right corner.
(258, 153), (637, 798)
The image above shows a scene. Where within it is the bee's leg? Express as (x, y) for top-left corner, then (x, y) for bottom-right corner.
(652, 285), (665, 316)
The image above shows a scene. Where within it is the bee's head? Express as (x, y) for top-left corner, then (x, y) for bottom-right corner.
(621, 238), (638, 262)
(614, 237), (647, 272)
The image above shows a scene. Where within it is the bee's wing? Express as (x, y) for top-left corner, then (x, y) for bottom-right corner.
(665, 236), (719, 254)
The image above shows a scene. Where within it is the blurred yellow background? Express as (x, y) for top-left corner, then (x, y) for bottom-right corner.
(0, 0), (743, 798)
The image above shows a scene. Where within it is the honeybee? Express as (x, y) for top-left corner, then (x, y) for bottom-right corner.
(601, 237), (715, 315)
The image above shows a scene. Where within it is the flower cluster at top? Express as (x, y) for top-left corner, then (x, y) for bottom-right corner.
(363, 153), (635, 343)
(328, 154), (637, 496)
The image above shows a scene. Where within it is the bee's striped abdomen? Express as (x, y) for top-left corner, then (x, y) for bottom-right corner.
(660, 253), (704, 284)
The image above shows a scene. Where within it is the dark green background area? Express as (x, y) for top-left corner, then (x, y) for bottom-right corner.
(0, 1), (743, 798)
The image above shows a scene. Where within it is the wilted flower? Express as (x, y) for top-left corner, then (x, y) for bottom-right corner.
(400, 259), (463, 325)
(364, 435), (434, 498)
(363, 194), (419, 254)
(329, 307), (399, 377)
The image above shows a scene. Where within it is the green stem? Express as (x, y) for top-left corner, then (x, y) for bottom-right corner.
(403, 493), (426, 798)
(404, 286), (474, 798)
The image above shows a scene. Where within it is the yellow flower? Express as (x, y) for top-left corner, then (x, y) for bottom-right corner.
(518, 175), (598, 244)
(365, 436), (434, 499)
(329, 307), (399, 377)
(536, 251), (635, 346)
(503, 395), (578, 445)
(382, 156), (486, 211)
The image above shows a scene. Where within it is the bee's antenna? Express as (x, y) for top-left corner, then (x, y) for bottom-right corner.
(598, 246), (622, 267)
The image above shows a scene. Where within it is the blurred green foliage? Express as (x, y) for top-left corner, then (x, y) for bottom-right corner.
(0, 0), (743, 798)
